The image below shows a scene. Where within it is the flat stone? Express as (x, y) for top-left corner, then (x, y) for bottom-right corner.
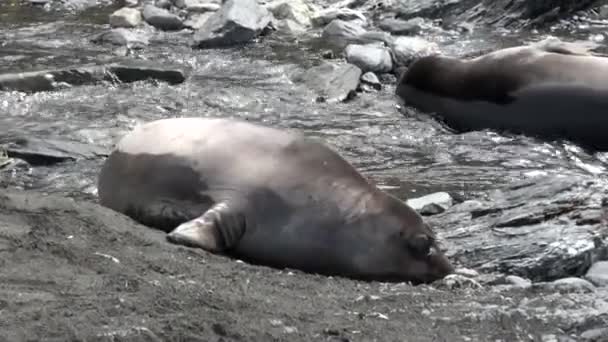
(0, 61), (187, 93)
(1, 137), (108, 166)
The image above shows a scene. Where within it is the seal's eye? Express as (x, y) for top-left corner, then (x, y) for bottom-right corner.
(408, 234), (433, 258)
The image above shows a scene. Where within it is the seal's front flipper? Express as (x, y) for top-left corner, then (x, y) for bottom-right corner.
(166, 201), (246, 253)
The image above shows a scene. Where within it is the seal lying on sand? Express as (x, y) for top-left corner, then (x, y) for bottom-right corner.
(396, 37), (608, 150)
(97, 117), (453, 284)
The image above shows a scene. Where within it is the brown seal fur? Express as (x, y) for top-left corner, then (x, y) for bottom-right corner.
(396, 37), (608, 150)
(97, 117), (454, 284)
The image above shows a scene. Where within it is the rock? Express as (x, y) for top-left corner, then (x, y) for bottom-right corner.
(540, 277), (596, 293)
(585, 261), (608, 287)
(377, 17), (425, 35)
(0, 137), (107, 166)
(454, 267), (479, 277)
(406, 192), (453, 215)
(29, 0), (51, 5)
(437, 274), (482, 290)
(429, 174), (608, 282)
(155, 0), (171, 10)
(192, 0), (272, 48)
(274, 19), (307, 35)
(344, 43), (393, 74)
(580, 327), (608, 341)
(310, 7), (367, 27)
(394, 0), (465, 21)
(183, 12), (215, 30)
(388, 36), (439, 68)
(108, 61), (188, 85)
(91, 28), (149, 48)
(504, 275), (532, 288)
(265, 0), (315, 27)
(360, 71), (381, 91)
(293, 62), (362, 103)
(0, 61), (187, 93)
(320, 19), (392, 51)
(142, 4), (184, 31)
(109, 7), (143, 28)
(175, 0), (220, 13)
(124, 0), (138, 7)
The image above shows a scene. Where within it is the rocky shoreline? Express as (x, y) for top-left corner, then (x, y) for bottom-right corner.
(2, 0), (608, 340)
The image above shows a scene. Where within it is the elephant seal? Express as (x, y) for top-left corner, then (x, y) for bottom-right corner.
(97, 117), (453, 284)
(396, 37), (608, 150)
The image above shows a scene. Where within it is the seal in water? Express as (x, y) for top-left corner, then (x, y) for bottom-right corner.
(396, 37), (608, 150)
(97, 117), (453, 284)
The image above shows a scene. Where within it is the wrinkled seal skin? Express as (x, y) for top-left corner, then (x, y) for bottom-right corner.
(396, 38), (608, 151)
(97, 117), (453, 284)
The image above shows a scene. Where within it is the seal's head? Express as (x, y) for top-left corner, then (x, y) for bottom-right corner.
(396, 53), (522, 105)
(351, 192), (454, 284)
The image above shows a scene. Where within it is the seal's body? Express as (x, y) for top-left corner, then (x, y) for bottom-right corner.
(396, 38), (608, 150)
(97, 117), (453, 284)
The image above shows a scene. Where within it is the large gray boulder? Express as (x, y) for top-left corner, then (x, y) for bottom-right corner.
(429, 174), (608, 282)
(192, 0), (273, 48)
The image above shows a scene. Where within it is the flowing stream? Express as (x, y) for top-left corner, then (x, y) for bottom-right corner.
(2, 0), (608, 204)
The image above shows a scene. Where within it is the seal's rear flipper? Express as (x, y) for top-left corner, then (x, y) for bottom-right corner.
(166, 201), (246, 253)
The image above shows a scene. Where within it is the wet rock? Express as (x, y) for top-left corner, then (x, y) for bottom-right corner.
(175, 0), (220, 13)
(406, 192), (453, 215)
(360, 71), (381, 91)
(585, 261), (608, 287)
(394, 0), (597, 29)
(293, 62), (362, 103)
(394, 0), (465, 21)
(377, 17), (425, 35)
(183, 12), (214, 30)
(142, 4), (185, 31)
(0, 137), (107, 166)
(265, 0), (316, 27)
(388, 36), (439, 68)
(344, 43), (393, 74)
(311, 7), (367, 27)
(504, 275), (532, 288)
(155, 0), (172, 10)
(537, 277), (596, 293)
(437, 273), (482, 290)
(109, 7), (143, 28)
(108, 61), (189, 85)
(91, 28), (150, 48)
(29, 0), (51, 5)
(0, 61), (187, 93)
(320, 19), (392, 51)
(429, 174), (608, 282)
(580, 327), (608, 341)
(192, 0), (272, 48)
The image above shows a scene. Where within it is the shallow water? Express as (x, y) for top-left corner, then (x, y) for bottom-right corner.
(1, 2), (608, 203)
